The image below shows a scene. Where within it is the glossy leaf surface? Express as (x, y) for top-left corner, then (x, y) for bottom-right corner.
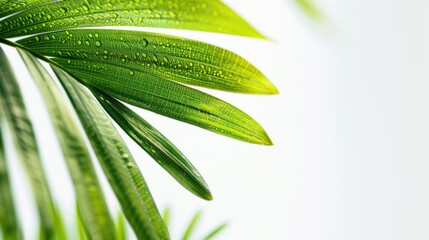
(54, 67), (169, 240)
(0, 0), (53, 19)
(49, 58), (272, 145)
(18, 29), (277, 94)
(93, 89), (212, 200)
(0, 0), (264, 39)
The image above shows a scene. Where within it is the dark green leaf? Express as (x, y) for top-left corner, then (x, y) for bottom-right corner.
(18, 29), (277, 94)
(0, 113), (22, 240)
(0, 0), (265, 39)
(49, 58), (272, 145)
(53, 67), (169, 240)
(92, 89), (212, 200)
(19, 49), (116, 240)
(0, 47), (57, 240)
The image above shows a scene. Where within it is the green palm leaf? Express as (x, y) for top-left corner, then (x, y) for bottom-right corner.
(18, 29), (277, 94)
(47, 58), (272, 145)
(0, 0), (276, 238)
(0, 113), (22, 240)
(19, 49), (116, 240)
(0, 0), (52, 19)
(0, 0), (264, 39)
(115, 213), (127, 240)
(93, 89), (212, 200)
(54, 67), (169, 240)
(0, 47), (57, 240)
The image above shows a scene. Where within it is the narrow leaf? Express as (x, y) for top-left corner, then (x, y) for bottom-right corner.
(76, 203), (91, 240)
(52, 206), (67, 240)
(49, 58), (272, 145)
(181, 212), (201, 240)
(18, 29), (277, 94)
(53, 67), (170, 240)
(115, 213), (127, 240)
(202, 223), (228, 240)
(19, 49), (116, 240)
(0, 0), (53, 19)
(0, 0), (264, 39)
(0, 114), (22, 240)
(92, 89), (212, 200)
(0, 47), (57, 240)
(162, 207), (171, 228)
(294, 0), (325, 20)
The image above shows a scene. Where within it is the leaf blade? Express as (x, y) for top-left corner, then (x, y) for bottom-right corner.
(18, 49), (116, 240)
(202, 223), (228, 240)
(92, 89), (212, 200)
(0, 0), (264, 39)
(0, 0), (53, 19)
(18, 29), (277, 94)
(0, 47), (57, 240)
(181, 212), (201, 240)
(0, 112), (22, 240)
(53, 67), (170, 240)
(50, 58), (272, 145)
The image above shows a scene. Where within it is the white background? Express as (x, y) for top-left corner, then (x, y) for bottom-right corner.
(2, 0), (429, 239)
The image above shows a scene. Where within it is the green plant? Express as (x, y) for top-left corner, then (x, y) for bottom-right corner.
(0, 1), (277, 239)
(162, 208), (227, 240)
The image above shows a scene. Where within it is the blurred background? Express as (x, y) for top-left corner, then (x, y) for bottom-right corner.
(3, 0), (429, 239)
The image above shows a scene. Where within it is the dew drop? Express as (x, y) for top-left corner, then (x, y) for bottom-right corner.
(95, 41), (101, 47)
(77, 40), (82, 45)
(129, 71), (135, 76)
(85, 40), (90, 46)
(142, 39), (149, 47)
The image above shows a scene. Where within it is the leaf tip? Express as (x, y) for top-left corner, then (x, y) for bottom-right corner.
(259, 131), (274, 146)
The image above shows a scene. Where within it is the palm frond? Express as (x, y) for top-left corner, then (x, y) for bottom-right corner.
(0, 0), (277, 238)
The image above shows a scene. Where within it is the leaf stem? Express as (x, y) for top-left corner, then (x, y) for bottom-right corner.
(0, 38), (59, 67)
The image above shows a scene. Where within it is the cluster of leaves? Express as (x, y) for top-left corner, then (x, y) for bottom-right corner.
(0, 0), (277, 239)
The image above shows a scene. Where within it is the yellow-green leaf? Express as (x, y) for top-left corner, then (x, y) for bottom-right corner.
(50, 58), (272, 145)
(18, 29), (277, 94)
(0, 0), (264, 39)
